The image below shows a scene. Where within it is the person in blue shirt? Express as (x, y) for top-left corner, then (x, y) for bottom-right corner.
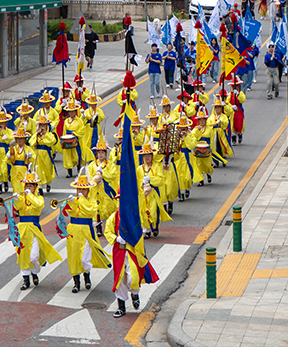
(246, 41), (255, 91)
(236, 59), (249, 95)
(162, 43), (177, 89)
(264, 42), (280, 99)
(145, 43), (162, 99)
(209, 37), (220, 83)
(184, 41), (196, 61)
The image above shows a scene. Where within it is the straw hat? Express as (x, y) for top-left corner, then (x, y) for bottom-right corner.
(177, 116), (193, 128)
(138, 142), (157, 154)
(86, 94), (102, 105)
(13, 127), (31, 138)
(0, 107), (12, 122)
(159, 95), (174, 107)
(114, 127), (123, 138)
(92, 140), (110, 151)
(16, 102), (34, 115)
(39, 91), (55, 103)
(64, 99), (81, 112)
(70, 174), (95, 188)
(20, 170), (41, 184)
(212, 94), (226, 107)
(37, 115), (51, 124)
(146, 107), (160, 119)
(131, 111), (145, 126)
(227, 76), (244, 86)
(195, 107), (209, 119)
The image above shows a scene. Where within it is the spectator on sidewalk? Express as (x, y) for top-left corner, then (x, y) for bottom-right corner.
(162, 43), (177, 89)
(209, 37), (220, 83)
(145, 43), (162, 99)
(264, 42), (280, 100)
(123, 13), (134, 35)
(85, 25), (99, 70)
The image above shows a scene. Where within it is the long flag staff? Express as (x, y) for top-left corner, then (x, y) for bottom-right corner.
(194, 20), (202, 105)
(175, 23), (184, 101)
(219, 23), (227, 102)
(78, 16), (86, 103)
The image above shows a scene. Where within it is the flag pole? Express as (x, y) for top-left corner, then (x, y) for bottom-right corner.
(219, 23), (227, 102)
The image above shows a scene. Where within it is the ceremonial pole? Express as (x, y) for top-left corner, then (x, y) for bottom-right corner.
(219, 23), (227, 102)
(195, 20), (202, 104)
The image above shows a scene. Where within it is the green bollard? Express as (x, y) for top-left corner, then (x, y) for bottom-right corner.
(206, 247), (216, 298)
(233, 206), (242, 252)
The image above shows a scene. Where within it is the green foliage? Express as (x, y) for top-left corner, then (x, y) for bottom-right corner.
(170, 11), (190, 19)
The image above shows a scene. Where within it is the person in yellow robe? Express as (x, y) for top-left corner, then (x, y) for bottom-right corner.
(66, 171), (111, 293)
(72, 74), (90, 111)
(29, 115), (57, 195)
(33, 91), (59, 131)
(13, 169), (62, 290)
(0, 108), (13, 193)
(109, 127), (123, 192)
(88, 140), (117, 237)
(6, 127), (35, 193)
(207, 95), (234, 168)
(54, 81), (73, 138)
(116, 83), (138, 120)
(219, 89), (234, 150)
(145, 106), (162, 147)
(170, 91), (195, 123)
(62, 99), (94, 178)
(137, 143), (171, 239)
(14, 101), (37, 136)
(159, 94), (175, 124)
(188, 79), (210, 128)
(83, 92), (105, 151)
(176, 116), (204, 200)
(132, 112), (146, 166)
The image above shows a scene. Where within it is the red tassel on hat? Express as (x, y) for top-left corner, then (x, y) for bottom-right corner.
(59, 21), (66, 31)
(123, 71), (136, 88)
(176, 23), (183, 32)
(219, 23), (227, 37)
(231, 13), (238, 23)
(194, 20), (202, 29)
(79, 16), (85, 26)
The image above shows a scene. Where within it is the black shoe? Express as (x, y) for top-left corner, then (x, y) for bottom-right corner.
(238, 134), (243, 144)
(153, 228), (159, 237)
(72, 275), (80, 293)
(0, 184), (2, 194)
(168, 201), (173, 215)
(164, 204), (168, 212)
(66, 168), (73, 178)
(77, 165), (81, 173)
(223, 163), (226, 167)
(96, 224), (102, 237)
(52, 152), (56, 160)
(83, 272), (91, 290)
(144, 232), (151, 239)
(207, 174), (212, 183)
(131, 293), (140, 310)
(232, 135), (237, 146)
(185, 190), (190, 198)
(213, 162), (219, 168)
(197, 180), (204, 187)
(38, 188), (43, 196)
(31, 273), (39, 286)
(4, 182), (8, 192)
(20, 275), (30, 290)
(113, 299), (126, 318)
(275, 92), (279, 97)
(179, 193), (185, 202)
(46, 185), (51, 193)
(267, 95), (272, 100)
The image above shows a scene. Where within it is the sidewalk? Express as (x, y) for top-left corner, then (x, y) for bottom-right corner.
(168, 140), (288, 347)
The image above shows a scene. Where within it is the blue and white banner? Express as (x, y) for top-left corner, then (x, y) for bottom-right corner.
(218, 0), (230, 18)
(203, 20), (215, 44)
(147, 17), (161, 48)
(271, 19), (278, 43)
(208, 5), (220, 37)
(161, 17), (172, 46)
(276, 19), (288, 56)
(169, 14), (185, 38)
(244, 20), (262, 44)
(198, 4), (206, 22)
(188, 15), (197, 45)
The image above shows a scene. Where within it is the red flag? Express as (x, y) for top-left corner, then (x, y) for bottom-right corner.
(52, 22), (70, 67)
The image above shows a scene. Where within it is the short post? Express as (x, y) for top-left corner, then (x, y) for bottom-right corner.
(206, 247), (216, 298)
(233, 206), (242, 252)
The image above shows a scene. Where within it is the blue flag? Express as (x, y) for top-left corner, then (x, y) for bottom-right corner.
(4, 199), (21, 249)
(198, 4), (206, 22)
(276, 20), (288, 56)
(233, 23), (250, 54)
(245, 1), (253, 21)
(203, 21), (215, 44)
(119, 100), (144, 254)
(161, 18), (172, 46)
(244, 20), (262, 44)
(271, 19), (278, 43)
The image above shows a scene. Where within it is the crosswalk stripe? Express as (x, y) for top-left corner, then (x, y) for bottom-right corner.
(47, 244), (113, 309)
(0, 238), (16, 266)
(0, 239), (66, 302)
(107, 244), (190, 313)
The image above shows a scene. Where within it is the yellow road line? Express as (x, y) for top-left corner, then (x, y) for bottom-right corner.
(193, 115), (288, 244)
(222, 253), (261, 297)
(252, 268), (288, 278)
(124, 303), (158, 347)
(41, 209), (60, 226)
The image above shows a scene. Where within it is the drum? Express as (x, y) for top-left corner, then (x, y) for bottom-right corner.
(193, 142), (211, 158)
(60, 134), (78, 149)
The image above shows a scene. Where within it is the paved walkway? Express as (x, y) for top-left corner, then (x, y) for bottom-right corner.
(168, 140), (288, 347)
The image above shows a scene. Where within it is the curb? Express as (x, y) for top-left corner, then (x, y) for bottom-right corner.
(166, 135), (288, 347)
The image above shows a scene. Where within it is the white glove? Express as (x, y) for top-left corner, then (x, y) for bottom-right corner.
(78, 87), (83, 93)
(123, 99), (127, 104)
(143, 176), (150, 185)
(13, 192), (20, 200)
(78, 193), (83, 198)
(51, 125), (55, 131)
(82, 113), (86, 119)
(195, 90), (201, 96)
(116, 235), (126, 245)
(61, 99), (67, 108)
(180, 101), (186, 107)
(68, 194), (75, 202)
(233, 89), (239, 95)
(24, 189), (31, 195)
(232, 105), (238, 111)
(25, 153), (32, 159)
(2, 134), (7, 140)
(6, 152), (11, 159)
(60, 102), (66, 108)
(195, 101), (200, 106)
(96, 166), (103, 174)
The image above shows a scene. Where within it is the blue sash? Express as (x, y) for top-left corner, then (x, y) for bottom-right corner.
(91, 125), (98, 155)
(103, 179), (116, 199)
(14, 160), (28, 167)
(66, 130), (82, 167)
(181, 148), (194, 181)
(20, 215), (42, 232)
(0, 142), (9, 153)
(171, 158), (181, 199)
(115, 160), (121, 166)
(200, 136), (211, 145)
(153, 138), (159, 142)
(35, 145), (58, 176)
(135, 145), (143, 165)
(70, 217), (95, 241)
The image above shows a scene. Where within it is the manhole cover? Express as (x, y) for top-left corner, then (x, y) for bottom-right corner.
(82, 302), (107, 310)
(266, 246), (288, 258)
(225, 220), (233, 226)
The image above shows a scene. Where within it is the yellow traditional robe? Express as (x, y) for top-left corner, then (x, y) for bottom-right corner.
(0, 127), (13, 183)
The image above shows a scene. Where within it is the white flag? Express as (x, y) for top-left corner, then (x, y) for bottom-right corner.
(218, 0), (229, 18)
(76, 25), (85, 73)
(147, 17), (161, 48)
(169, 14), (185, 38)
(188, 16), (197, 45)
(208, 5), (220, 37)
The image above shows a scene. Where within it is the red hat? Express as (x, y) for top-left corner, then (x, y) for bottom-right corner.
(73, 74), (85, 82)
(177, 91), (192, 101)
(59, 82), (73, 91)
(219, 89), (228, 97)
(233, 3), (238, 7)
(192, 79), (206, 87)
